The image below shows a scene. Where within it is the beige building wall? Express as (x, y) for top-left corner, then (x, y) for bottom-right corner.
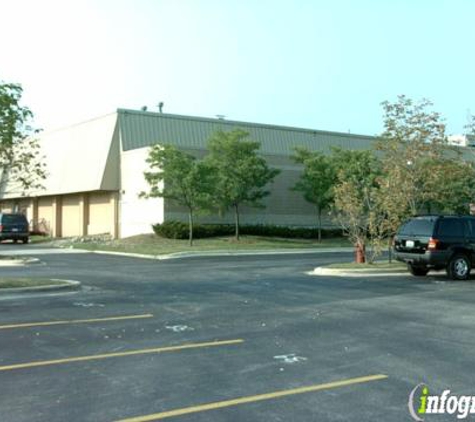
(88, 192), (114, 235)
(0, 191), (119, 238)
(30, 191), (118, 238)
(59, 192), (118, 238)
(38, 197), (54, 235)
(120, 147), (164, 238)
(0, 112), (121, 238)
(7, 113), (119, 199)
(61, 194), (82, 237)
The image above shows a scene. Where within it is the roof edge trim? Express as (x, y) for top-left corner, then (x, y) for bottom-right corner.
(116, 108), (376, 140)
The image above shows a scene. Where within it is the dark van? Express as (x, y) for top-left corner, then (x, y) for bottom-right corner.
(394, 215), (475, 280)
(0, 213), (30, 244)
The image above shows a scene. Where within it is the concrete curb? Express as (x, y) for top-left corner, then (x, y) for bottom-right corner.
(310, 267), (409, 277)
(91, 247), (355, 261)
(3, 248), (88, 256)
(0, 257), (40, 266)
(0, 279), (81, 294)
(91, 250), (162, 260)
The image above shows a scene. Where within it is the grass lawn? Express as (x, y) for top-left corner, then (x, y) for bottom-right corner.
(72, 234), (351, 255)
(0, 278), (69, 289)
(30, 235), (53, 244)
(0, 255), (23, 261)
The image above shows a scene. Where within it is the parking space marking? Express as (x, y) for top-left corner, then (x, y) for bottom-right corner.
(115, 374), (388, 422)
(0, 339), (244, 372)
(0, 313), (154, 330)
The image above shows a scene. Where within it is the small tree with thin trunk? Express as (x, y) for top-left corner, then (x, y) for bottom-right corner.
(141, 145), (212, 246)
(291, 147), (336, 242)
(205, 129), (280, 240)
(331, 148), (381, 263)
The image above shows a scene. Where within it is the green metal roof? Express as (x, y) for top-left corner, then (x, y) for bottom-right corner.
(117, 109), (376, 156)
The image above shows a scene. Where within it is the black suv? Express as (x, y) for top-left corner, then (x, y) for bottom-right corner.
(394, 215), (475, 280)
(0, 213), (30, 244)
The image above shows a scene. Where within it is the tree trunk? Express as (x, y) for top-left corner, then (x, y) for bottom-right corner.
(317, 206), (322, 243)
(388, 237), (393, 263)
(355, 240), (366, 263)
(234, 203), (240, 241)
(188, 209), (194, 247)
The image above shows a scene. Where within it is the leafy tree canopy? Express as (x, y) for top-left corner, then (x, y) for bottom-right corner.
(0, 81), (45, 195)
(141, 144), (212, 245)
(0, 83), (33, 148)
(331, 149), (381, 262)
(205, 129), (280, 239)
(292, 147), (336, 241)
(376, 95), (451, 217)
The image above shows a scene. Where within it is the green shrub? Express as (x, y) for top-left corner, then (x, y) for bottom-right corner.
(152, 221), (343, 240)
(241, 225), (342, 239)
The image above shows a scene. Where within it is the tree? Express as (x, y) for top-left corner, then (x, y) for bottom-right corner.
(205, 129), (280, 240)
(291, 147), (336, 242)
(429, 158), (475, 214)
(376, 96), (449, 218)
(374, 96), (475, 260)
(141, 144), (212, 246)
(0, 82), (46, 195)
(331, 148), (381, 263)
(465, 115), (475, 137)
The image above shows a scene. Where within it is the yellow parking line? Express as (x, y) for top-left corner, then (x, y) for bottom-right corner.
(0, 313), (154, 330)
(115, 374), (388, 422)
(0, 339), (244, 372)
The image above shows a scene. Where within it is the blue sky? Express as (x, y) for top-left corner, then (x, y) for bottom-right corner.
(1, 0), (474, 136)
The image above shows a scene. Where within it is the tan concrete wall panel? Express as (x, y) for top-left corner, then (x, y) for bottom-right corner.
(38, 198), (54, 235)
(88, 192), (112, 235)
(61, 195), (81, 237)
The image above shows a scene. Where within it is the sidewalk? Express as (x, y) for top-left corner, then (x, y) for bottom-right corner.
(310, 266), (408, 277)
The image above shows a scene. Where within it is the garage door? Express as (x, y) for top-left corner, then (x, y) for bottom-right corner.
(38, 197), (54, 235)
(61, 195), (81, 237)
(88, 193), (112, 235)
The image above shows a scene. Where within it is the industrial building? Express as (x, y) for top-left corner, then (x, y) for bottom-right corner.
(0, 109), (376, 238)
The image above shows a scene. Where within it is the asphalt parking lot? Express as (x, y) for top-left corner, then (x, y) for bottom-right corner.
(0, 245), (474, 421)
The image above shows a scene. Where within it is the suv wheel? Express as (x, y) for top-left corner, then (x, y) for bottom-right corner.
(408, 264), (429, 276)
(22, 237), (29, 244)
(447, 254), (471, 280)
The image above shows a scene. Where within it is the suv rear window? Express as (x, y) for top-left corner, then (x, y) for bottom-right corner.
(398, 218), (435, 236)
(1, 214), (27, 224)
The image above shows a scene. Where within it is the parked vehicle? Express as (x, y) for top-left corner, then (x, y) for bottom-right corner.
(0, 213), (30, 244)
(394, 215), (475, 280)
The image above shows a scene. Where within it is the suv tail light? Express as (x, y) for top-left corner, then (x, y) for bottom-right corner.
(428, 237), (439, 250)
(0, 225), (3, 232)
